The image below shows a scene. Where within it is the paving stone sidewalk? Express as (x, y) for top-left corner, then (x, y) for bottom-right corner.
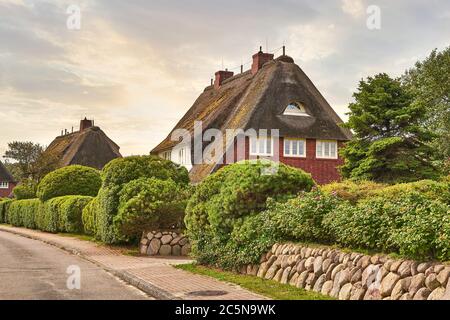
(0, 225), (266, 300)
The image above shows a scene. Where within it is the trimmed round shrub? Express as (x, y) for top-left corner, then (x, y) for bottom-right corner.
(114, 178), (188, 241)
(82, 197), (98, 235)
(185, 160), (315, 268)
(6, 199), (41, 229)
(96, 156), (189, 244)
(13, 180), (37, 200)
(37, 165), (101, 201)
(0, 199), (13, 223)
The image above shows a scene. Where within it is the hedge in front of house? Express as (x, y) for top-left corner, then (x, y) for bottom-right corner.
(6, 199), (41, 229)
(13, 181), (37, 200)
(36, 165), (101, 202)
(95, 156), (190, 244)
(0, 199), (13, 224)
(82, 197), (98, 235)
(115, 177), (188, 242)
(35, 196), (92, 233)
(185, 160), (315, 268)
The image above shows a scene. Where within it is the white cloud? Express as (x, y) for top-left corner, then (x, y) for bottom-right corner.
(341, 0), (365, 18)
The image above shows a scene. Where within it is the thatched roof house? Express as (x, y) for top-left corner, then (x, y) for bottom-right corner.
(151, 48), (352, 184)
(44, 118), (122, 170)
(0, 160), (16, 198)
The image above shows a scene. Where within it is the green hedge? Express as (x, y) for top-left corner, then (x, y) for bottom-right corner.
(185, 161), (315, 268)
(37, 165), (101, 201)
(82, 197), (98, 235)
(13, 181), (37, 200)
(7, 199), (41, 229)
(95, 156), (189, 244)
(0, 199), (13, 224)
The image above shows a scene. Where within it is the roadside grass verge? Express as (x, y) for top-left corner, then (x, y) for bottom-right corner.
(175, 263), (333, 300)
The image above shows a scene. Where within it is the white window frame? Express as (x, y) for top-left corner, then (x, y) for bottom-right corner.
(316, 140), (338, 159)
(283, 138), (306, 158)
(249, 137), (274, 157)
(283, 102), (309, 117)
(161, 151), (171, 161)
(0, 182), (9, 189)
(178, 148), (186, 164)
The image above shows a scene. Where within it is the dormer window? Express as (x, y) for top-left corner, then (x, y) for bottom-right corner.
(283, 102), (308, 116)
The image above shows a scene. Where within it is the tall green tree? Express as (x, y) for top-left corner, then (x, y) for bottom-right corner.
(403, 47), (450, 172)
(3, 141), (58, 182)
(341, 73), (439, 183)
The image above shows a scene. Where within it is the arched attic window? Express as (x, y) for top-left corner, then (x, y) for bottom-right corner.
(283, 102), (308, 116)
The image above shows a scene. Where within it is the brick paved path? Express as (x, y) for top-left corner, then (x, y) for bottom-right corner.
(0, 225), (266, 300)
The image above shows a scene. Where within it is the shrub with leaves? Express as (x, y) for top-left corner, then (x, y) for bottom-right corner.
(37, 165), (101, 201)
(6, 199), (41, 229)
(320, 180), (386, 203)
(185, 161), (315, 269)
(82, 197), (98, 235)
(114, 178), (188, 241)
(0, 199), (13, 223)
(96, 156), (189, 243)
(13, 180), (37, 200)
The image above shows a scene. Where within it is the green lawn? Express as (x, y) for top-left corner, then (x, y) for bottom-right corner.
(175, 263), (333, 300)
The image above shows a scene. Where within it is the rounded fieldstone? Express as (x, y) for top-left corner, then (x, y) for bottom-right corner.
(434, 265), (445, 273)
(264, 266), (279, 280)
(427, 287), (445, 300)
(289, 272), (299, 286)
(362, 265), (380, 289)
(170, 236), (182, 245)
(161, 234), (172, 245)
(331, 264), (344, 281)
(304, 257), (315, 271)
(322, 258), (332, 273)
(147, 238), (161, 255)
(179, 237), (188, 246)
(400, 293), (413, 300)
(305, 273), (317, 290)
(391, 277), (411, 300)
(280, 267), (292, 284)
(409, 273), (426, 295)
(313, 256), (324, 275)
(380, 272), (401, 297)
(147, 232), (154, 240)
(181, 244), (191, 256)
(257, 262), (269, 278)
(339, 283), (353, 300)
(416, 262), (431, 274)
(159, 244), (172, 256)
(398, 261), (413, 278)
(154, 232), (163, 239)
(296, 259), (306, 274)
(350, 282), (366, 300)
(321, 280), (334, 296)
(437, 267), (450, 287)
(296, 270), (309, 288)
(351, 268), (362, 283)
(360, 256), (371, 269)
(313, 274), (326, 292)
(172, 244), (181, 256)
(425, 273), (441, 291)
(413, 287), (431, 300)
(140, 238), (149, 246)
(390, 260), (403, 273)
(273, 268), (284, 282)
(140, 244), (148, 255)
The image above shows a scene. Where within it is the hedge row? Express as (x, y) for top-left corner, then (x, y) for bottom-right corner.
(2, 196), (93, 234)
(187, 173), (450, 270)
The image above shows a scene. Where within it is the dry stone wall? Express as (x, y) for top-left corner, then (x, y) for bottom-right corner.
(240, 243), (450, 300)
(140, 231), (190, 256)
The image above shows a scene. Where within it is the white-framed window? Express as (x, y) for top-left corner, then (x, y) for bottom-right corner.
(283, 102), (308, 116)
(161, 151), (171, 161)
(284, 138), (306, 157)
(178, 148), (186, 164)
(316, 140), (338, 159)
(249, 137), (273, 156)
(0, 182), (9, 189)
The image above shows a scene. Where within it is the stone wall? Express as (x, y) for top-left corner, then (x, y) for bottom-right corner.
(140, 231), (190, 256)
(240, 243), (450, 300)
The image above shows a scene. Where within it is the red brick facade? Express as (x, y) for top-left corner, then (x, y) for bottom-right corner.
(222, 137), (344, 185)
(0, 182), (16, 198)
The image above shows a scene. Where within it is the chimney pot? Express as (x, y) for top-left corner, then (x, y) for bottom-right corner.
(80, 117), (94, 131)
(251, 48), (274, 75)
(214, 70), (234, 89)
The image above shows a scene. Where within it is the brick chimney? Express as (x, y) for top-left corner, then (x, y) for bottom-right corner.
(251, 46), (274, 75)
(214, 70), (234, 89)
(80, 117), (94, 131)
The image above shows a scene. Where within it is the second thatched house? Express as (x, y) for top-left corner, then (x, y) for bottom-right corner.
(44, 118), (122, 170)
(151, 47), (352, 184)
(0, 161), (16, 198)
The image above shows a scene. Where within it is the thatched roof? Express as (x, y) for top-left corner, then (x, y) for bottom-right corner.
(0, 161), (15, 182)
(151, 55), (352, 182)
(45, 126), (122, 170)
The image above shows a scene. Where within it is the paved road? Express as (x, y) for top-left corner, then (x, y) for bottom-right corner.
(0, 231), (151, 300)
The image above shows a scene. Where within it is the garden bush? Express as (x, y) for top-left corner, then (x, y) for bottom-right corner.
(320, 180), (386, 203)
(114, 178), (188, 241)
(82, 197), (98, 235)
(6, 199), (41, 229)
(96, 156), (189, 243)
(0, 199), (13, 224)
(185, 160), (315, 268)
(37, 165), (101, 201)
(13, 180), (37, 200)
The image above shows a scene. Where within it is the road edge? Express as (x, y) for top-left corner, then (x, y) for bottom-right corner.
(0, 226), (179, 300)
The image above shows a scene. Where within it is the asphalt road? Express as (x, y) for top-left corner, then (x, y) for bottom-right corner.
(0, 231), (151, 300)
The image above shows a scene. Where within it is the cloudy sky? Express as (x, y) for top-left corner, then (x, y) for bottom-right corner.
(0, 0), (449, 157)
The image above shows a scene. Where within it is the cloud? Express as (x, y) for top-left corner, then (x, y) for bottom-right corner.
(341, 0), (366, 18)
